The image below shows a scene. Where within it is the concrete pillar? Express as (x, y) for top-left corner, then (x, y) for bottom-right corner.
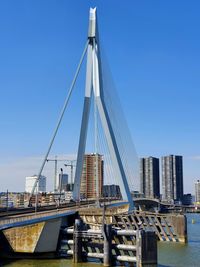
(103, 224), (112, 267)
(136, 230), (157, 267)
(171, 214), (187, 243)
(73, 219), (83, 263)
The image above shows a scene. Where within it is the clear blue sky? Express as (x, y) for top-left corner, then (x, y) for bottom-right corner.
(0, 0), (200, 193)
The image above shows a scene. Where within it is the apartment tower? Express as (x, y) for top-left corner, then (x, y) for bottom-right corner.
(195, 180), (200, 203)
(140, 157), (160, 199)
(25, 175), (46, 193)
(80, 154), (104, 199)
(162, 155), (183, 203)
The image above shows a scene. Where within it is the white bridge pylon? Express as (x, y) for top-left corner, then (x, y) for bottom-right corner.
(73, 8), (134, 210)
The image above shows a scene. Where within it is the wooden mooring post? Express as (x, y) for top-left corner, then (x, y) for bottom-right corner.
(137, 230), (157, 267)
(73, 218), (83, 263)
(103, 224), (112, 266)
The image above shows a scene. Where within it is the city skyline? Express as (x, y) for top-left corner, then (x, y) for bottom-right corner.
(1, 1), (200, 193)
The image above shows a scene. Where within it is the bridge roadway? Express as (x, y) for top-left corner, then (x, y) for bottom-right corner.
(0, 201), (96, 230)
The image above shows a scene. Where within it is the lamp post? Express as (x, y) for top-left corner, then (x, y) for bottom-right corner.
(59, 168), (63, 207)
(35, 178), (38, 213)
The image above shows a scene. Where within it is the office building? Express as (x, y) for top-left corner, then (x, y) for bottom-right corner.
(140, 157), (160, 199)
(25, 175), (46, 193)
(56, 173), (68, 192)
(162, 155), (183, 203)
(80, 154), (104, 199)
(131, 190), (144, 199)
(195, 180), (200, 203)
(0, 194), (14, 208)
(15, 193), (25, 207)
(24, 192), (55, 206)
(182, 193), (192, 206)
(103, 184), (121, 199)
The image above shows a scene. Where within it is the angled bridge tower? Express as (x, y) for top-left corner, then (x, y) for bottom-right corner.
(73, 8), (134, 210)
(29, 8), (134, 211)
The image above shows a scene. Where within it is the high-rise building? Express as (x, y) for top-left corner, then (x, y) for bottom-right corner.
(161, 155), (183, 203)
(103, 184), (121, 199)
(56, 173), (68, 192)
(140, 157), (160, 199)
(182, 193), (192, 206)
(195, 180), (200, 203)
(80, 154), (104, 199)
(25, 175), (46, 193)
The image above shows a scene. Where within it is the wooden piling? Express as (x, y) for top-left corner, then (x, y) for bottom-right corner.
(62, 221), (157, 266)
(73, 219), (83, 263)
(103, 224), (112, 267)
(137, 230), (157, 267)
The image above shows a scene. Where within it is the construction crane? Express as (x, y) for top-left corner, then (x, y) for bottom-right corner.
(46, 156), (71, 192)
(64, 160), (76, 191)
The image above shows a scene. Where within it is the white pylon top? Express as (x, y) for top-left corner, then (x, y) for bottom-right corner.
(88, 7), (97, 38)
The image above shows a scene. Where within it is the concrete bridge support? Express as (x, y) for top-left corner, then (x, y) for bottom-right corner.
(170, 214), (187, 243)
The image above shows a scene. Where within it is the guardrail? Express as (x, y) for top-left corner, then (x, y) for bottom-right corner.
(0, 208), (77, 230)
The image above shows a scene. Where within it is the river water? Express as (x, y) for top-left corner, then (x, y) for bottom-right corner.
(1, 214), (200, 267)
(158, 213), (200, 267)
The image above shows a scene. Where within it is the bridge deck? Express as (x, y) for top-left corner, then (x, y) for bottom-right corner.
(0, 204), (93, 230)
(0, 201), (127, 230)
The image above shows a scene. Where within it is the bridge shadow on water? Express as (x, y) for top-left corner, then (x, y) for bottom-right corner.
(0, 260), (174, 267)
(0, 259), (101, 267)
(0, 259), (17, 267)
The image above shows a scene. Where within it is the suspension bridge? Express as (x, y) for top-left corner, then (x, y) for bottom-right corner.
(0, 8), (187, 266)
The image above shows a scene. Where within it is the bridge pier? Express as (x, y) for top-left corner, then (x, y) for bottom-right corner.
(170, 214), (187, 243)
(79, 207), (188, 243)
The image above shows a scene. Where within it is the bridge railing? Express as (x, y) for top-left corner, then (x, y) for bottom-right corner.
(0, 208), (77, 229)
